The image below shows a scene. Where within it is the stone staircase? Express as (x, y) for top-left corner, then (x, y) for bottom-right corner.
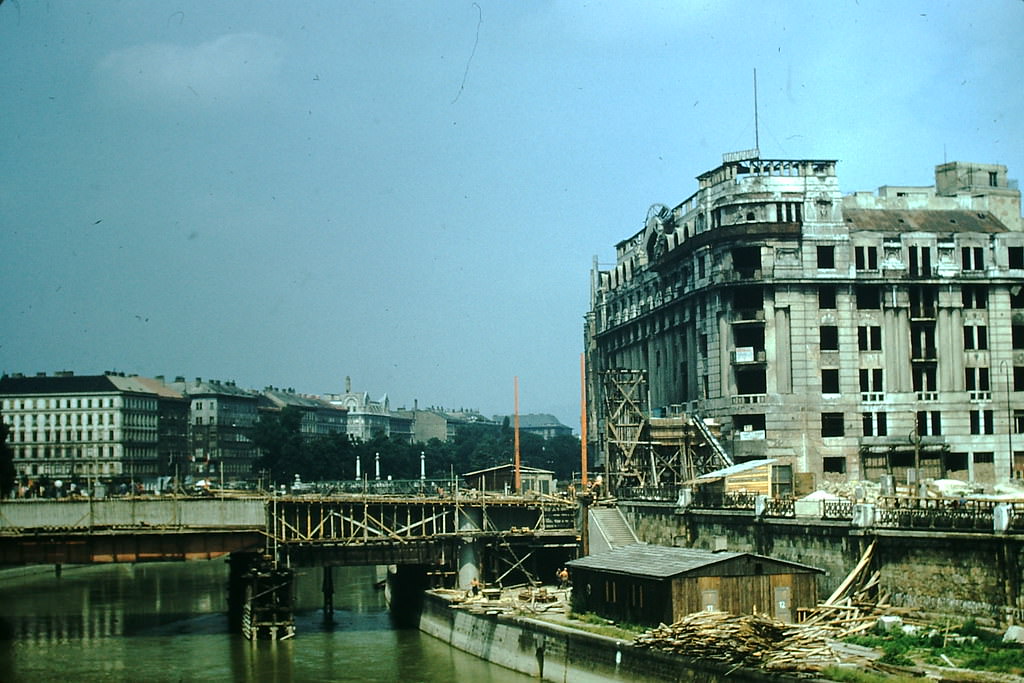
(588, 506), (640, 555)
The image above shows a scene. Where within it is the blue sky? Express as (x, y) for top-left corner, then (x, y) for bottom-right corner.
(2, 1), (1022, 428)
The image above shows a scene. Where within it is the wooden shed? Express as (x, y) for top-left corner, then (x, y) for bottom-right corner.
(462, 463), (556, 495)
(567, 544), (822, 627)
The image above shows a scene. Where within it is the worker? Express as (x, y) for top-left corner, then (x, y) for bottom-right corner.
(470, 576), (481, 597)
(558, 567), (569, 589)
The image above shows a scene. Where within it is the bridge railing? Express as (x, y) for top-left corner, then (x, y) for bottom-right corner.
(289, 479), (465, 497)
(873, 496), (1004, 531)
(615, 486), (680, 502)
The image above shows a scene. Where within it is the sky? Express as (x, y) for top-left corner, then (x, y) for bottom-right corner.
(2, 1), (1022, 430)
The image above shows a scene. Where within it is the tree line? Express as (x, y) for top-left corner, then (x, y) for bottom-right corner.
(252, 407), (582, 485)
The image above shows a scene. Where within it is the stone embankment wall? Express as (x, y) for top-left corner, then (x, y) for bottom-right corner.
(619, 501), (1024, 627)
(417, 591), (798, 683)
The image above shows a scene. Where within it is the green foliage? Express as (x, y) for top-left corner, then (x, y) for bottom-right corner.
(0, 421), (14, 498)
(250, 410), (582, 487)
(846, 620), (1024, 676)
(820, 667), (918, 683)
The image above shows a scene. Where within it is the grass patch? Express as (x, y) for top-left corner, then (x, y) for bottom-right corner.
(844, 618), (1024, 676)
(560, 612), (646, 640)
(820, 666), (919, 683)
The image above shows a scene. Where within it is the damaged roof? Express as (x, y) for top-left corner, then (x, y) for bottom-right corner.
(843, 208), (1009, 234)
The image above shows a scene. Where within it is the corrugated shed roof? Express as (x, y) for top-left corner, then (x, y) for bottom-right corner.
(567, 543), (822, 578)
(843, 208), (1008, 234)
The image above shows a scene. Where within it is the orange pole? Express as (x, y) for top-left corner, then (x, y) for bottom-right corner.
(580, 353), (588, 487)
(514, 376), (521, 494)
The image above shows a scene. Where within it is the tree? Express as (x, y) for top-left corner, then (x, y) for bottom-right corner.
(252, 407), (305, 485)
(0, 421), (14, 498)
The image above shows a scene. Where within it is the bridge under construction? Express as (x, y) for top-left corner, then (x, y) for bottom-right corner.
(0, 492), (580, 640)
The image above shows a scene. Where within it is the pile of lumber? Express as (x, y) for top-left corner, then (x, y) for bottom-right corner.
(634, 611), (844, 674)
(634, 611), (788, 665)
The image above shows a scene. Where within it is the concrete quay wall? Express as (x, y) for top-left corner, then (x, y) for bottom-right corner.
(0, 498), (266, 530)
(619, 501), (1024, 627)
(418, 591), (800, 683)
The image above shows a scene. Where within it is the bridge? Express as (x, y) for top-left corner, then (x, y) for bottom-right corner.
(0, 493), (578, 566)
(0, 492), (581, 639)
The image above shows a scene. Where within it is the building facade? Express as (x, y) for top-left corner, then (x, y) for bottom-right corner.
(260, 388), (348, 440)
(585, 154), (1024, 487)
(166, 377), (260, 481)
(0, 372), (177, 488)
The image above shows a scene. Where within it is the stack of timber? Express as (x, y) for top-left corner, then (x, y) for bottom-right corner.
(634, 541), (926, 676)
(634, 611), (846, 675)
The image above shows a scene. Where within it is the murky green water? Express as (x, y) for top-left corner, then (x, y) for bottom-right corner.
(0, 561), (531, 682)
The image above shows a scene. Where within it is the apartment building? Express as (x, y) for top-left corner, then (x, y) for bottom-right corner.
(585, 153), (1024, 486)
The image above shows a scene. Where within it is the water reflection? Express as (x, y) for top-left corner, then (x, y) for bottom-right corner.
(0, 561), (530, 682)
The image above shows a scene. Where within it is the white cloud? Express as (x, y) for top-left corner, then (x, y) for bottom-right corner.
(96, 33), (284, 109)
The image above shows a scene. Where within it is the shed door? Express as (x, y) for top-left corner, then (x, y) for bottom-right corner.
(773, 585), (792, 623)
(701, 589), (719, 612)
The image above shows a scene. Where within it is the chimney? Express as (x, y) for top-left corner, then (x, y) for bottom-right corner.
(345, 376), (351, 393)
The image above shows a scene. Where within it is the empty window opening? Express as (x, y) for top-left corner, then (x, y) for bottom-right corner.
(961, 286), (987, 309)
(855, 245), (878, 271)
(862, 412), (888, 437)
(818, 286), (837, 309)
(821, 412), (845, 437)
(817, 246), (835, 269)
(961, 246), (984, 271)
(1009, 247), (1024, 270)
(858, 325), (882, 351)
(964, 325), (988, 350)
(822, 369), (840, 394)
(856, 286), (881, 309)
(820, 326), (839, 351)
(823, 457), (847, 474)
(732, 247), (761, 277)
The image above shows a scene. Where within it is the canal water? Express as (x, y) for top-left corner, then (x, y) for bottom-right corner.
(0, 561), (532, 682)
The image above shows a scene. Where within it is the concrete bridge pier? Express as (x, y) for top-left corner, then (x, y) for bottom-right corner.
(457, 506), (483, 590)
(386, 564), (430, 628)
(322, 565), (334, 619)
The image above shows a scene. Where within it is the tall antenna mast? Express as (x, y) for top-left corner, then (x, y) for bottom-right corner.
(753, 68), (760, 152)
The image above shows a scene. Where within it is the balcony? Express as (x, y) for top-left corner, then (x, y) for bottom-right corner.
(916, 391), (939, 402)
(910, 307), (936, 320)
(911, 348), (938, 362)
(731, 348), (767, 364)
(861, 392), (885, 403)
(969, 391), (992, 402)
(729, 309), (765, 323)
(732, 394), (767, 405)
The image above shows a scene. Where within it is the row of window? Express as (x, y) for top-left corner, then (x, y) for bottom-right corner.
(817, 324), (1024, 352)
(817, 366), (1024, 395)
(816, 245), (1024, 271)
(3, 397), (118, 411)
(821, 409), (1024, 438)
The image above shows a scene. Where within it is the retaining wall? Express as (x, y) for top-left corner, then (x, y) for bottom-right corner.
(619, 501), (1024, 627)
(418, 591), (800, 683)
